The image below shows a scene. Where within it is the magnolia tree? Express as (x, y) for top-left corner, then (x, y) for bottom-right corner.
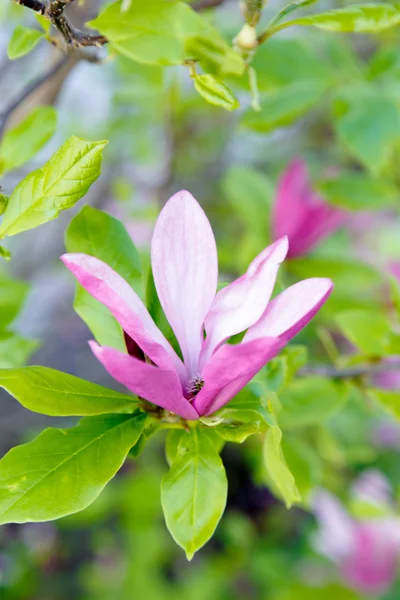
(1, 0), (400, 596)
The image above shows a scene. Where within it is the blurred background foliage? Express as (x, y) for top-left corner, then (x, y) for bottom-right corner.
(1, 0), (400, 598)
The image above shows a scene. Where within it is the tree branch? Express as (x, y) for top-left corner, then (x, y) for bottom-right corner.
(14, 0), (108, 48)
(300, 361), (400, 379)
(0, 56), (69, 138)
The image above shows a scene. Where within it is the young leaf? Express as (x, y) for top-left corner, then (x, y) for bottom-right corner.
(242, 80), (326, 133)
(316, 173), (398, 211)
(193, 74), (239, 111)
(7, 25), (44, 60)
(0, 136), (108, 238)
(0, 275), (29, 328)
(65, 205), (142, 350)
(0, 246), (11, 261)
(279, 3), (400, 33)
(161, 428), (227, 559)
(88, 0), (244, 75)
(0, 333), (38, 369)
(263, 425), (301, 508)
(0, 413), (146, 524)
(0, 366), (138, 416)
(0, 106), (57, 175)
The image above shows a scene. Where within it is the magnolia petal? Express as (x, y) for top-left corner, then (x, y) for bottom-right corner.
(89, 341), (199, 420)
(151, 190), (218, 377)
(312, 490), (355, 561)
(193, 337), (283, 416)
(244, 278), (333, 344)
(272, 159), (309, 242)
(200, 237), (288, 368)
(61, 253), (184, 377)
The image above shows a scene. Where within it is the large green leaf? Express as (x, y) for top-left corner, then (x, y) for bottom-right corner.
(65, 205), (142, 350)
(0, 106), (57, 175)
(161, 428), (227, 559)
(371, 389), (400, 419)
(7, 25), (44, 60)
(336, 95), (400, 173)
(0, 366), (138, 416)
(0, 333), (38, 369)
(316, 173), (398, 211)
(0, 413), (146, 524)
(263, 425), (301, 508)
(88, 0), (244, 75)
(335, 309), (391, 356)
(0, 136), (107, 238)
(242, 81), (326, 133)
(0, 275), (29, 328)
(281, 3), (400, 33)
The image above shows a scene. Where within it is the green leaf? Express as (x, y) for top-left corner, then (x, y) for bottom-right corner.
(279, 377), (349, 430)
(0, 194), (8, 216)
(0, 413), (146, 524)
(316, 173), (398, 211)
(7, 25), (44, 60)
(0, 275), (29, 328)
(165, 429), (185, 467)
(0, 136), (108, 238)
(279, 3), (400, 33)
(242, 81), (326, 133)
(281, 435), (322, 500)
(88, 0), (244, 75)
(335, 309), (391, 356)
(0, 366), (138, 416)
(193, 74), (239, 111)
(215, 420), (263, 443)
(336, 96), (400, 174)
(0, 246), (11, 261)
(65, 205), (142, 350)
(0, 106), (57, 175)
(263, 425), (301, 508)
(371, 389), (400, 419)
(35, 13), (51, 33)
(0, 333), (38, 369)
(161, 428), (227, 559)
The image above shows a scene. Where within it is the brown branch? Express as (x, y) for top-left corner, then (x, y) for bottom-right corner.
(14, 0), (108, 48)
(0, 56), (69, 138)
(299, 361), (400, 379)
(192, 0), (226, 11)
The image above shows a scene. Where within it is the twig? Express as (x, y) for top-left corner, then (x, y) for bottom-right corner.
(300, 361), (400, 379)
(192, 0), (226, 10)
(0, 56), (69, 138)
(14, 0), (108, 48)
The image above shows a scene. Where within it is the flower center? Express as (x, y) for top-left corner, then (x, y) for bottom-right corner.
(187, 375), (205, 400)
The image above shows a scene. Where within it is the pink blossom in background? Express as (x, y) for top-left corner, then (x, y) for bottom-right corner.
(272, 159), (346, 258)
(313, 471), (400, 596)
(62, 191), (333, 420)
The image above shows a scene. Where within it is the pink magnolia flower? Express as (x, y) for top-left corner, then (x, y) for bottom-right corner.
(61, 191), (333, 420)
(313, 471), (400, 596)
(272, 159), (345, 258)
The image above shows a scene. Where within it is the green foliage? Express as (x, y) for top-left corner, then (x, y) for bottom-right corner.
(0, 366), (138, 416)
(0, 274), (29, 328)
(193, 74), (239, 111)
(0, 105), (57, 175)
(0, 413), (146, 524)
(65, 205), (142, 349)
(7, 24), (44, 60)
(88, 0), (244, 75)
(263, 425), (301, 508)
(317, 173), (398, 210)
(242, 81), (327, 133)
(161, 428), (227, 559)
(0, 137), (107, 237)
(0, 333), (38, 369)
(335, 309), (391, 356)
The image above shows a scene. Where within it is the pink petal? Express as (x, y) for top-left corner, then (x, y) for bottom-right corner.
(61, 253), (184, 377)
(273, 159), (345, 258)
(312, 490), (355, 561)
(244, 278), (333, 344)
(272, 159), (310, 242)
(193, 338), (283, 416)
(89, 341), (199, 420)
(151, 190), (218, 378)
(200, 237), (288, 368)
